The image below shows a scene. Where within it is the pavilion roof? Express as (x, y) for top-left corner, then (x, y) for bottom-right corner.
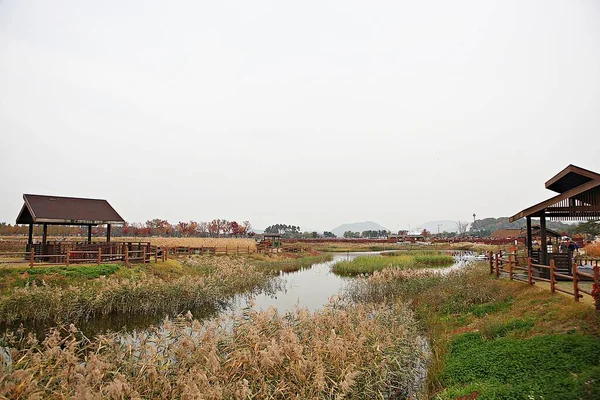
(510, 165), (600, 222)
(16, 194), (124, 225)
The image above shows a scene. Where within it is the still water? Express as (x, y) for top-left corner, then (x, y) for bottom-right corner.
(5, 251), (474, 337)
(232, 252), (362, 314)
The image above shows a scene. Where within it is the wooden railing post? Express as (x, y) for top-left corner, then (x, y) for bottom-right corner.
(495, 253), (499, 278)
(509, 253), (514, 281)
(66, 250), (70, 266)
(573, 262), (579, 302)
(97, 247), (102, 265)
(142, 246), (147, 264)
(125, 245), (129, 266)
(225, 246), (228, 255)
(236, 245), (239, 255)
(527, 257), (533, 285)
(162, 247), (166, 262)
(154, 247), (158, 263)
(489, 251), (493, 274)
(550, 259), (556, 293)
(247, 245), (250, 254)
(29, 249), (34, 268)
(592, 265), (599, 311)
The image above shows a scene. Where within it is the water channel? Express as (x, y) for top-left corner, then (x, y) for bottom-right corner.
(3, 251), (476, 338)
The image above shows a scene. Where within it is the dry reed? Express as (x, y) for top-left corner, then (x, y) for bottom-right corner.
(0, 300), (427, 399)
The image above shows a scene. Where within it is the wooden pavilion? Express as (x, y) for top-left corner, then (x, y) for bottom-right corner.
(510, 165), (600, 273)
(16, 194), (124, 255)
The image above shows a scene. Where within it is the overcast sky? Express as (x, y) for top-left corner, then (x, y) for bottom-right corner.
(0, 0), (599, 232)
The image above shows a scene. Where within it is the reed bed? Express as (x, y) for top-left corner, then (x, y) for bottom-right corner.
(0, 299), (427, 399)
(332, 253), (455, 276)
(0, 257), (270, 325)
(249, 253), (333, 273)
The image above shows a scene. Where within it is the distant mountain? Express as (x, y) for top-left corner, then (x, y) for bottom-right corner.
(416, 220), (462, 234)
(331, 221), (388, 238)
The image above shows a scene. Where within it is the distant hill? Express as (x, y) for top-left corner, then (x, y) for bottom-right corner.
(331, 221), (388, 238)
(417, 220), (461, 234)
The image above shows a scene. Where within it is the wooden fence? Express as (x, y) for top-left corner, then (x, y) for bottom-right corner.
(0, 244), (309, 268)
(0, 245), (165, 267)
(489, 251), (600, 310)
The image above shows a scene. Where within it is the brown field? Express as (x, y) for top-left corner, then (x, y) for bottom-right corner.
(116, 236), (257, 250)
(0, 236), (257, 251)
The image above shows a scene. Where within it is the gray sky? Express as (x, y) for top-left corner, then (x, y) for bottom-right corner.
(1, 0), (599, 232)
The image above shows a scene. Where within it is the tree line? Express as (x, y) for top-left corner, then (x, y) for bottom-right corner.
(0, 219), (253, 238)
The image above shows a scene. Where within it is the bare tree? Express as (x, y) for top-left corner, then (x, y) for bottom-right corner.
(456, 220), (469, 236)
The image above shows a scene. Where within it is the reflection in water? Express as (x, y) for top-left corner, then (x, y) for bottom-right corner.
(232, 253), (356, 314)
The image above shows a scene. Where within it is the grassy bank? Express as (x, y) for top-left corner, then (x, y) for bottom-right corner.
(347, 263), (600, 398)
(332, 252), (455, 276)
(0, 254), (329, 325)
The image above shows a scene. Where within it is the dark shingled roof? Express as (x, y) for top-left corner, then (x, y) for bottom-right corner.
(16, 194), (124, 225)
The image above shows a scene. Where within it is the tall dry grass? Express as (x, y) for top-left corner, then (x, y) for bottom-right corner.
(117, 236), (257, 250)
(0, 300), (427, 399)
(583, 241), (600, 257)
(0, 257), (270, 325)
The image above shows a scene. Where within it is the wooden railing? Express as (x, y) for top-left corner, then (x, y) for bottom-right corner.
(489, 251), (600, 310)
(0, 245), (166, 267)
(0, 244), (310, 268)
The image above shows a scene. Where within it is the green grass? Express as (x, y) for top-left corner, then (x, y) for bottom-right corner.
(249, 254), (333, 273)
(469, 297), (514, 317)
(27, 264), (120, 279)
(439, 333), (600, 399)
(332, 253), (455, 276)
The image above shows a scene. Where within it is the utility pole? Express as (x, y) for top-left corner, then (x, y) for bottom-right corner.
(437, 224), (442, 234)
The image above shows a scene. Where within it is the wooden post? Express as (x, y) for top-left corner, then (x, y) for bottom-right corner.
(526, 216), (533, 259)
(66, 250), (70, 266)
(27, 224), (33, 251)
(29, 249), (34, 267)
(527, 257), (533, 285)
(124, 245), (129, 266)
(162, 247), (166, 262)
(188, 247), (191, 256)
(573, 262), (579, 302)
(237, 245), (239, 255)
(106, 224), (111, 242)
(509, 252), (514, 281)
(540, 214), (547, 265)
(154, 248), (158, 263)
(42, 223), (48, 255)
(593, 265), (599, 311)
(97, 247), (102, 265)
(201, 246), (204, 255)
(495, 253), (500, 278)
(87, 225), (92, 244)
(225, 246), (228, 255)
(550, 259), (556, 293)
(489, 251), (493, 274)
(142, 246), (147, 264)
